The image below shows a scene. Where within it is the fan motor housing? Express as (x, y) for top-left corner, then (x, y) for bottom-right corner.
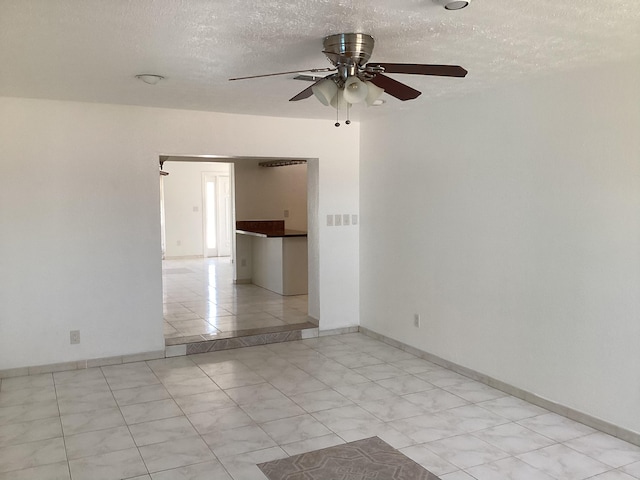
(323, 33), (375, 68)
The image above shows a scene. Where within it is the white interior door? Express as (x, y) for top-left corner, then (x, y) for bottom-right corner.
(203, 172), (232, 258)
(217, 175), (231, 257)
(203, 174), (218, 257)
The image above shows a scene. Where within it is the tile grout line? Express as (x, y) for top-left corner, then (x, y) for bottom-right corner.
(115, 364), (153, 478)
(143, 357), (237, 478)
(52, 373), (72, 480)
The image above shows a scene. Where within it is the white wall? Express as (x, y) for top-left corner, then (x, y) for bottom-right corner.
(0, 98), (359, 370)
(234, 160), (308, 231)
(163, 162), (230, 257)
(359, 60), (640, 433)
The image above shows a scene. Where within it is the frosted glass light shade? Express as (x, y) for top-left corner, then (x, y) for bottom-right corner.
(312, 78), (338, 106)
(330, 89), (350, 109)
(343, 77), (369, 104)
(364, 81), (384, 106)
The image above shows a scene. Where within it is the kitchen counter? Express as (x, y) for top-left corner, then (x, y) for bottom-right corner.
(236, 229), (307, 238)
(235, 220), (308, 296)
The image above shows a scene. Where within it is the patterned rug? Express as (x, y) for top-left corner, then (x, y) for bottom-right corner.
(257, 436), (441, 480)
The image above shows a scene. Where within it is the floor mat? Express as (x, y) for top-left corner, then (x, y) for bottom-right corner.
(257, 436), (440, 480)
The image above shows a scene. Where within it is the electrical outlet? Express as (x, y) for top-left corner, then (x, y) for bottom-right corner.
(193, 206), (199, 212)
(343, 214), (350, 226)
(352, 214), (358, 225)
(284, 209), (290, 218)
(70, 330), (81, 344)
(327, 214), (334, 226)
(413, 314), (421, 328)
(241, 258), (247, 267)
(334, 214), (342, 226)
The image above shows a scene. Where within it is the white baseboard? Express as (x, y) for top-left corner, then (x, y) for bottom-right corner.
(319, 326), (359, 337)
(0, 350), (166, 378)
(359, 326), (640, 447)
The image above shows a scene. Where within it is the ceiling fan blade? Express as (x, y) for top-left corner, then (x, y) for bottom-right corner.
(289, 85), (314, 101)
(371, 63), (468, 78)
(229, 67), (334, 81)
(289, 76), (330, 101)
(370, 74), (421, 101)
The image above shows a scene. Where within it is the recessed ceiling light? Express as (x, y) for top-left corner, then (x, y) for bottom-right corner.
(135, 74), (165, 85)
(434, 0), (471, 10)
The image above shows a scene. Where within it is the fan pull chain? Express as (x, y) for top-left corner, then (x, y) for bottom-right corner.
(335, 100), (340, 127)
(346, 103), (351, 125)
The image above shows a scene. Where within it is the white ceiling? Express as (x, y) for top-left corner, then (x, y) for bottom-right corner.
(1, 0), (638, 120)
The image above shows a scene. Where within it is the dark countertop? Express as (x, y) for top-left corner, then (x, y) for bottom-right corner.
(236, 229), (307, 238)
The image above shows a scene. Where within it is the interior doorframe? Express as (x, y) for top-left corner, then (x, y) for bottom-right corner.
(158, 154), (319, 323)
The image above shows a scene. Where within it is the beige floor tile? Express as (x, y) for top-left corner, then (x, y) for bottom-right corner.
(0, 461), (70, 480)
(173, 390), (236, 414)
(187, 406), (254, 435)
(112, 384), (172, 407)
(68, 447), (147, 480)
(0, 401), (59, 427)
(0, 417), (62, 448)
(138, 436), (216, 473)
(260, 414), (332, 444)
(150, 460), (232, 480)
(129, 416), (198, 447)
(61, 407), (125, 436)
(281, 434), (345, 456)
(120, 399), (183, 425)
(202, 424), (276, 457)
(0, 437), (66, 474)
(64, 425), (136, 460)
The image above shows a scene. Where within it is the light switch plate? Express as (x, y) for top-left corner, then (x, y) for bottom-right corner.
(343, 214), (350, 226)
(352, 214), (358, 225)
(327, 214), (334, 226)
(334, 214), (342, 226)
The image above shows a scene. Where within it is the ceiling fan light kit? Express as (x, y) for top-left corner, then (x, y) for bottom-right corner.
(343, 76), (369, 104)
(364, 81), (385, 107)
(311, 78), (338, 106)
(229, 32), (468, 126)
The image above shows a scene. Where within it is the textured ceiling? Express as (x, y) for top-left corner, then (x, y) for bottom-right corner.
(0, 0), (638, 120)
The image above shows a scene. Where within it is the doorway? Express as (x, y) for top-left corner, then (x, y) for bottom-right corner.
(159, 155), (318, 349)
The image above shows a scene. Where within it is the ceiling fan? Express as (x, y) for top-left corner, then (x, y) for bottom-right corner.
(229, 33), (468, 125)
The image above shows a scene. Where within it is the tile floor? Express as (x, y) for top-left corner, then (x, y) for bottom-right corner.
(1, 333), (640, 479)
(162, 258), (311, 343)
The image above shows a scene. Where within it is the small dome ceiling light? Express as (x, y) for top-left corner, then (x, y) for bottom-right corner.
(135, 74), (165, 85)
(434, 0), (472, 10)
